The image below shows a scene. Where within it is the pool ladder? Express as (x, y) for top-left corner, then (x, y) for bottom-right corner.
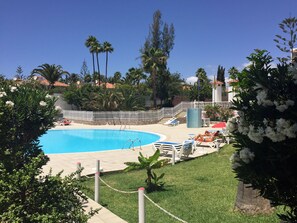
(126, 138), (142, 150)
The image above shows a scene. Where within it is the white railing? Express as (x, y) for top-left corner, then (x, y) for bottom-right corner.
(63, 101), (231, 124)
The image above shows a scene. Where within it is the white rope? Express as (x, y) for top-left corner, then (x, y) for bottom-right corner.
(99, 176), (187, 222)
(99, 177), (138, 194)
(144, 194), (188, 223)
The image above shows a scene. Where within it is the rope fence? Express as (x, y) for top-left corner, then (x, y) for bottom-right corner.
(99, 177), (138, 194)
(77, 160), (189, 223)
(144, 194), (188, 223)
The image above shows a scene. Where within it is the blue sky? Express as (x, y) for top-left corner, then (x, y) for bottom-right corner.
(1, 0), (296, 83)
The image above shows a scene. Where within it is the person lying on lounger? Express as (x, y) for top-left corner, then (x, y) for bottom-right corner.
(194, 130), (220, 142)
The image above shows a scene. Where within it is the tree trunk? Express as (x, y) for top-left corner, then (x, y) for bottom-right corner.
(96, 53), (100, 85)
(92, 53), (95, 84)
(234, 181), (273, 214)
(105, 52), (108, 83)
(153, 69), (157, 108)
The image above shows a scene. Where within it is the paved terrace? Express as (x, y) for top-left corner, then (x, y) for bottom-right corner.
(42, 123), (220, 223)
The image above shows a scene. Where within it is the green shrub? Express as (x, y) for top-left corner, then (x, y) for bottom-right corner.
(0, 81), (96, 222)
(229, 50), (297, 222)
(204, 104), (233, 121)
(124, 149), (169, 192)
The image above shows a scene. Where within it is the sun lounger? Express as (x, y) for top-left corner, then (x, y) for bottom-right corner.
(164, 117), (179, 126)
(195, 138), (223, 151)
(152, 140), (195, 159)
(164, 117), (177, 125)
(168, 119), (179, 126)
(58, 118), (71, 126)
(192, 130), (223, 151)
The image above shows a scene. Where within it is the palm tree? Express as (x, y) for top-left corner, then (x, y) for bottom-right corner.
(102, 41), (114, 82)
(93, 41), (103, 85)
(85, 36), (98, 84)
(124, 150), (169, 192)
(112, 71), (122, 84)
(141, 48), (167, 108)
(228, 66), (239, 80)
(31, 64), (69, 89)
(66, 73), (80, 85)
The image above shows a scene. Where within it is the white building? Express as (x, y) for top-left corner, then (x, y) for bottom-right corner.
(227, 79), (238, 102)
(211, 80), (223, 102)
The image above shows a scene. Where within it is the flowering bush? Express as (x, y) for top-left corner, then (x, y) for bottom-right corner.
(204, 104), (234, 121)
(228, 50), (297, 222)
(0, 81), (96, 222)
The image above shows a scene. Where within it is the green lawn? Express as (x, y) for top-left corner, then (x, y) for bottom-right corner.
(82, 145), (279, 223)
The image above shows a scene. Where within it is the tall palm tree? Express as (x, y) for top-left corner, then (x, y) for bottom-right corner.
(93, 41), (103, 85)
(85, 36), (97, 84)
(31, 64), (69, 89)
(102, 41), (114, 82)
(141, 48), (167, 108)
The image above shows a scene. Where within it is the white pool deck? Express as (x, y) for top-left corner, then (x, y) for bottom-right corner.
(43, 122), (221, 223)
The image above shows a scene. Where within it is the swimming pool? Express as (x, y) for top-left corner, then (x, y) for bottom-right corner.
(39, 129), (162, 154)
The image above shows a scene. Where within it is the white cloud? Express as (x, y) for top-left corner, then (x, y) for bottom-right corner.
(240, 61), (277, 70)
(185, 76), (197, 85)
(242, 62), (252, 68)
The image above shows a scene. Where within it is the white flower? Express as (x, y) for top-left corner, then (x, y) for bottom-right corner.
(274, 100), (294, 112)
(55, 106), (62, 111)
(275, 119), (297, 139)
(256, 90), (273, 106)
(230, 152), (242, 169)
(247, 125), (264, 143)
(6, 101), (14, 107)
(10, 86), (17, 92)
(39, 101), (47, 106)
(227, 117), (237, 133)
(286, 100), (295, 106)
(263, 118), (268, 126)
(256, 90), (267, 105)
(265, 126), (285, 142)
(0, 92), (7, 98)
(276, 105), (288, 112)
(239, 147), (255, 164)
(283, 123), (297, 138)
(45, 94), (52, 99)
(237, 117), (249, 135)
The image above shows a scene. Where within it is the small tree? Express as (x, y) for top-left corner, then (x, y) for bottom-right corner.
(80, 59), (90, 81)
(191, 68), (212, 101)
(216, 65), (225, 85)
(15, 65), (25, 80)
(0, 81), (96, 222)
(274, 17), (297, 62)
(124, 150), (169, 192)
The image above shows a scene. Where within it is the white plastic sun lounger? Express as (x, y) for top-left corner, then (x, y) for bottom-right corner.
(152, 140), (194, 158)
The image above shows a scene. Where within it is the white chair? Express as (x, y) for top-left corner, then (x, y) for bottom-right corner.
(195, 138), (223, 151)
(168, 119), (179, 126)
(152, 141), (182, 155)
(152, 141), (194, 159)
(163, 117), (177, 125)
(177, 140), (195, 158)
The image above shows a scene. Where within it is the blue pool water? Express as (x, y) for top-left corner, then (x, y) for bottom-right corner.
(39, 129), (161, 154)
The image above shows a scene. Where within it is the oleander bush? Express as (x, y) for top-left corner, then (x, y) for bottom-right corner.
(228, 50), (297, 222)
(0, 81), (96, 222)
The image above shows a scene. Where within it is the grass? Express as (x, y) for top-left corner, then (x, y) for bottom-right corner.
(81, 145), (279, 223)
